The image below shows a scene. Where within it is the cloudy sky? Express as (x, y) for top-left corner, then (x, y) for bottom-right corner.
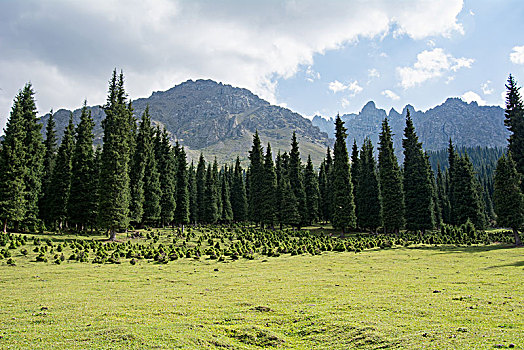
(1, 0), (524, 130)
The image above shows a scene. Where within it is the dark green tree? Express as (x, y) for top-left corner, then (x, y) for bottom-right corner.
(436, 164), (450, 225)
(504, 74), (524, 177)
(356, 138), (381, 232)
(196, 154), (206, 223)
(220, 165), (233, 223)
(20, 83), (45, 228)
(402, 112), (434, 234)
(49, 115), (75, 229)
(98, 70), (134, 239)
(142, 127), (161, 226)
(350, 140), (360, 204)
(174, 142), (190, 229)
(304, 155), (319, 225)
(248, 131), (264, 224)
(0, 91), (27, 232)
(39, 110), (57, 226)
(188, 162), (198, 224)
(331, 115), (356, 232)
(453, 153), (486, 229)
(68, 102), (97, 231)
(156, 129), (176, 226)
(378, 118), (404, 234)
(493, 153), (523, 245)
(289, 132), (306, 226)
(280, 176), (301, 228)
(231, 157), (247, 222)
(203, 164), (218, 223)
(261, 143), (277, 227)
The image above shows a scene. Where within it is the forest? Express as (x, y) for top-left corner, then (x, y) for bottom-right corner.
(0, 71), (523, 250)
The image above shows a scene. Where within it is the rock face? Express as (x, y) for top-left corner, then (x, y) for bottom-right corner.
(312, 98), (508, 151)
(39, 79), (330, 164)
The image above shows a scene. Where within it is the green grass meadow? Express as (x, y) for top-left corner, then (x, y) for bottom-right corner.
(0, 230), (523, 349)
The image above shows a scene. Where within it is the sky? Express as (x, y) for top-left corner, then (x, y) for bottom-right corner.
(1, 0), (524, 131)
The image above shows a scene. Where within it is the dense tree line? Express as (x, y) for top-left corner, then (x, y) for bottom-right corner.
(0, 71), (522, 245)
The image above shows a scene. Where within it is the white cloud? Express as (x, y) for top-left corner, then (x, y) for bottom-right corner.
(0, 0), (465, 130)
(397, 48), (474, 89)
(510, 46), (524, 64)
(427, 39), (436, 47)
(461, 91), (486, 105)
(341, 98), (350, 108)
(305, 66), (320, 82)
(329, 80), (362, 96)
(382, 89), (400, 100)
(481, 81), (493, 95)
(368, 68), (380, 79)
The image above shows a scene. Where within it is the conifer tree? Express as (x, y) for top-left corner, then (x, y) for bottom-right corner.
(436, 164), (450, 224)
(231, 157), (247, 222)
(378, 118), (404, 234)
(156, 129), (176, 226)
(357, 138), (381, 232)
(453, 153), (486, 229)
(204, 164), (218, 223)
(68, 102), (97, 230)
(331, 115), (356, 233)
(318, 148), (333, 223)
(504, 74), (524, 177)
(220, 166), (233, 223)
(318, 161), (328, 223)
(39, 110), (57, 226)
(493, 153), (523, 245)
(280, 176), (301, 228)
(351, 140), (360, 203)
(49, 115), (75, 229)
(174, 142), (190, 229)
(261, 143), (277, 227)
(142, 127), (161, 226)
(248, 131), (264, 224)
(98, 70), (134, 239)
(20, 83), (45, 228)
(0, 92), (27, 232)
(304, 155), (319, 225)
(213, 159), (222, 220)
(447, 139), (458, 225)
(188, 162), (198, 224)
(196, 154), (206, 223)
(289, 132), (306, 226)
(402, 112), (434, 234)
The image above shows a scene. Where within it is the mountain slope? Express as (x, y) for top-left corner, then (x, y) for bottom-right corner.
(39, 80), (330, 165)
(312, 98), (508, 151)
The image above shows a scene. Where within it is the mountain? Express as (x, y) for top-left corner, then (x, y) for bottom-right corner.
(312, 98), (508, 152)
(39, 79), (331, 165)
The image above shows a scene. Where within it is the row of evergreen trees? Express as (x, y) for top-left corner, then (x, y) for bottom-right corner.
(0, 71), (522, 242)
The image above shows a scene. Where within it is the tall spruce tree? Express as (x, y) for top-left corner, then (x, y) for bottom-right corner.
(356, 138), (381, 232)
(447, 139), (458, 225)
(289, 132), (306, 226)
(20, 83), (45, 228)
(504, 74), (524, 177)
(174, 142), (190, 229)
(231, 157), (247, 222)
(453, 153), (486, 229)
(0, 91), (27, 232)
(203, 164), (218, 223)
(196, 154), (206, 223)
(493, 153), (523, 245)
(350, 140), (360, 204)
(188, 162), (198, 224)
(220, 166), (233, 223)
(378, 118), (404, 234)
(318, 161), (329, 223)
(304, 155), (319, 225)
(402, 112), (434, 234)
(98, 70), (134, 239)
(39, 110), (57, 226)
(142, 126), (161, 226)
(248, 131), (264, 224)
(49, 115), (75, 229)
(68, 102), (97, 231)
(331, 115), (356, 233)
(436, 164), (450, 225)
(156, 129), (176, 226)
(261, 143), (277, 227)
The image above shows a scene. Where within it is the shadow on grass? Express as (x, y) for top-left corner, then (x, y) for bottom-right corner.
(486, 260), (524, 269)
(404, 244), (520, 254)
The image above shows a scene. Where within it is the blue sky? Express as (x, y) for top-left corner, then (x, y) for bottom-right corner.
(1, 0), (524, 130)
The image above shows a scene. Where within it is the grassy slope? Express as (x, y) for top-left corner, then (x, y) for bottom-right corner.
(0, 235), (522, 349)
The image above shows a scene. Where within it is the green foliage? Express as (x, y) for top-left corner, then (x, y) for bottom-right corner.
(260, 144), (277, 226)
(378, 118), (404, 233)
(504, 74), (524, 177)
(356, 138), (381, 231)
(231, 157), (247, 222)
(203, 164), (218, 224)
(289, 132), (307, 226)
(304, 155), (319, 225)
(156, 129), (176, 226)
(174, 142), (190, 225)
(39, 110), (57, 225)
(248, 131), (264, 224)
(331, 116), (356, 232)
(402, 112), (435, 233)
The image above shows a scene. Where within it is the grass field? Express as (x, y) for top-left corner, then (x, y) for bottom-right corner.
(0, 229), (522, 349)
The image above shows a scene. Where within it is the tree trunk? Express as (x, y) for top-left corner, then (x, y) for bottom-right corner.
(513, 227), (522, 246)
(3, 219), (7, 233)
(109, 227), (116, 241)
(181, 224), (185, 234)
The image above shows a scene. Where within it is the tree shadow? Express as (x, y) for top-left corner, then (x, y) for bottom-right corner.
(486, 260), (524, 269)
(404, 244), (520, 254)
